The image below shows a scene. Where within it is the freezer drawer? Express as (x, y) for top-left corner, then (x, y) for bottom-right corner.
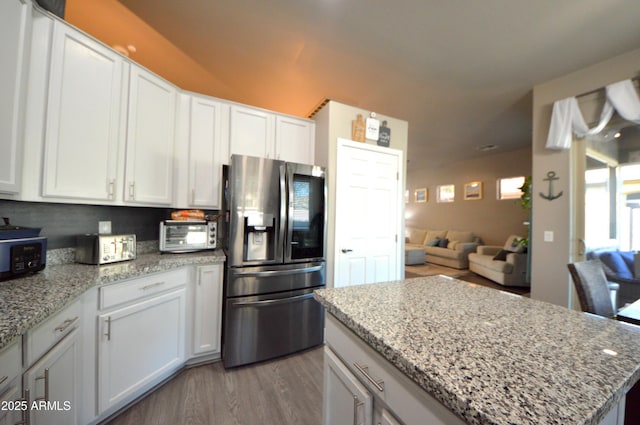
(223, 287), (324, 368)
(226, 261), (325, 297)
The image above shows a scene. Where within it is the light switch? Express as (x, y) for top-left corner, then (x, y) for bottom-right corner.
(544, 230), (554, 242)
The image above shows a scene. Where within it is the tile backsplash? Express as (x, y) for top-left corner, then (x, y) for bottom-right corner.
(0, 200), (172, 249)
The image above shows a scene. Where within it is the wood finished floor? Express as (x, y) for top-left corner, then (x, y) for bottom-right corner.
(104, 346), (323, 425)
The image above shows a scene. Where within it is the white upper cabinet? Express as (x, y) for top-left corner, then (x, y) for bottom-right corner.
(124, 64), (177, 205)
(174, 93), (229, 209)
(229, 104), (275, 159)
(42, 20), (126, 202)
(0, 0), (30, 194)
(275, 115), (315, 164)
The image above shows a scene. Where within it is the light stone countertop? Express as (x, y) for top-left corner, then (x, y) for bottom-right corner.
(314, 275), (640, 425)
(0, 249), (225, 351)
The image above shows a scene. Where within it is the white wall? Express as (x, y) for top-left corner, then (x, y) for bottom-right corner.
(531, 48), (640, 307)
(313, 101), (408, 286)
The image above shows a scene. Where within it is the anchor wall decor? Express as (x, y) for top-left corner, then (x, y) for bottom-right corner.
(539, 171), (563, 201)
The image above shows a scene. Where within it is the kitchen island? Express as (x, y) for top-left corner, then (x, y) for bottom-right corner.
(314, 275), (640, 425)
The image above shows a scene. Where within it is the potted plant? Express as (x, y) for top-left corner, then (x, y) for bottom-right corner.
(515, 176), (532, 249)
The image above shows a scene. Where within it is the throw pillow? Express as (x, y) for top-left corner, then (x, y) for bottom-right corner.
(619, 251), (635, 276)
(425, 230), (447, 243)
(437, 238), (449, 248)
(493, 249), (509, 261)
(447, 240), (459, 249)
(599, 251), (633, 279)
(426, 238), (440, 247)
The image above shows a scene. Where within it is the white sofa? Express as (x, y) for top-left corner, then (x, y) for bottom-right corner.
(405, 228), (481, 269)
(468, 235), (529, 287)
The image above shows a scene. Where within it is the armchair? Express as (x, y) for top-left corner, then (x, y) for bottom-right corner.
(468, 235), (529, 287)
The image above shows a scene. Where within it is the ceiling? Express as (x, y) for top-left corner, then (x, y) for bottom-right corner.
(113, 0), (640, 170)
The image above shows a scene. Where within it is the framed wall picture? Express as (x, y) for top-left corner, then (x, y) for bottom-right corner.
(437, 184), (455, 203)
(414, 188), (427, 203)
(464, 181), (483, 200)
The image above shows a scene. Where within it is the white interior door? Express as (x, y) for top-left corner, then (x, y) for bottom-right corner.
(335, 139), (403, 287)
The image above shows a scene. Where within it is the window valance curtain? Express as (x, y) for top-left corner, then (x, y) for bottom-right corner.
(545, 79), (640, 150)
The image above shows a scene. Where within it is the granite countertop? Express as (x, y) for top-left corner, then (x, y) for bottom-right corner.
(314, 275), (640, 425)
(0, 249), (225, 351)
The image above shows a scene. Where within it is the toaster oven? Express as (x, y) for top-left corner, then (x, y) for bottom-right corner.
(159, 220), (217, 253)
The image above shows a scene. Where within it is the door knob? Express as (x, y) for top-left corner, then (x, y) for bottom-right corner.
(341, 249), (353, 253)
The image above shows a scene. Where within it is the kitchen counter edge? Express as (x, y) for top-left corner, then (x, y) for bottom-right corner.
(0, 250), (226, 351)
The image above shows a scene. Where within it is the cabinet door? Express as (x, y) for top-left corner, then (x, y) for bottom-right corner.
(192, 264), (223, 356)
(42, 21), (126, 201)
(0, 0), (30, 195)
(324, 348), (373, 425)
(188, 96), (227, 208)
(378, 408), (402, 425)
(0, 384), (24, 425)
(125, 65), (177, 205)
(229, 104), (274, 159)
(275, 115), (315, 164)
(98, 288), (186, 413)
(24, 328), (80, 425)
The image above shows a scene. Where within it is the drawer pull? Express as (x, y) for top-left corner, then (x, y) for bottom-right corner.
(353, 395), (364, 425)
(15, 388), (30, 425)
(35, 368), (49, 402)
(140, 281), (166, 291)
(54, 316), (79, 333)
(353, 362), (384, 392)
(104, 316), (112, 341)
(0, 375), (7, 385)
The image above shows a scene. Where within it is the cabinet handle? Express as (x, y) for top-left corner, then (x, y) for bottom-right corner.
(54, 316), (79, 333)
(35, 368), (49, 402)
(353, 362), (384, 392)
(140, 281), (165, 291)
(128, 182), (135, 200)
(353, 395), (364, 425)
(191, 189), (196, 205)
(108, 179), (116, 199)
(104, 316), (112, 341)
(15, 388), (30, 425)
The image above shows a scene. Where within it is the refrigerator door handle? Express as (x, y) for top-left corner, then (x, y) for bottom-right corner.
(232, 292), (314, 307)
(280, 164), (288, 260)
(233, 265), (323, 278)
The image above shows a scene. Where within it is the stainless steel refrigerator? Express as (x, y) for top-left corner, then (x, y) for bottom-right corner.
(222, 154), (326, 368)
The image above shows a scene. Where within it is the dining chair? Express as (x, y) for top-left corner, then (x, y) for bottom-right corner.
(567, 260), (617, 318)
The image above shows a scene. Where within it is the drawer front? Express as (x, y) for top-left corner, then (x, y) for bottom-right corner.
(325, 315), (466, 425)
(0, 339), (21, 394)
(26, 298), (81, 366)
(100, 268), (190, 310)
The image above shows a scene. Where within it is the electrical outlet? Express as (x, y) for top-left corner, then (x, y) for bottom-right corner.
(99, 221), (112, 234)
(544, 230), (554, 242)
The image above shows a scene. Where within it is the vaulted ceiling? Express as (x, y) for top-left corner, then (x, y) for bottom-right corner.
(72, 0), (640, 170)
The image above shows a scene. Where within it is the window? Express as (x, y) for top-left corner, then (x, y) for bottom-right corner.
(498, 176), (525, 200)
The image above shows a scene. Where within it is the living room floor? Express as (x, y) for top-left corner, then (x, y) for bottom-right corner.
(404, 263), (530, 296)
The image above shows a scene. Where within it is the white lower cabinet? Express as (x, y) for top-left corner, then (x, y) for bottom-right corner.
(325, 315), (466, 425)
(23, 327), (80, 425)
(375, 407), (402, 425)
(191, 264), (223, 357)
(323, 348), (373, 425)
(97, 286), (186, 414)
(0, 385), (23, 425)
(0, 338), (24, 425)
